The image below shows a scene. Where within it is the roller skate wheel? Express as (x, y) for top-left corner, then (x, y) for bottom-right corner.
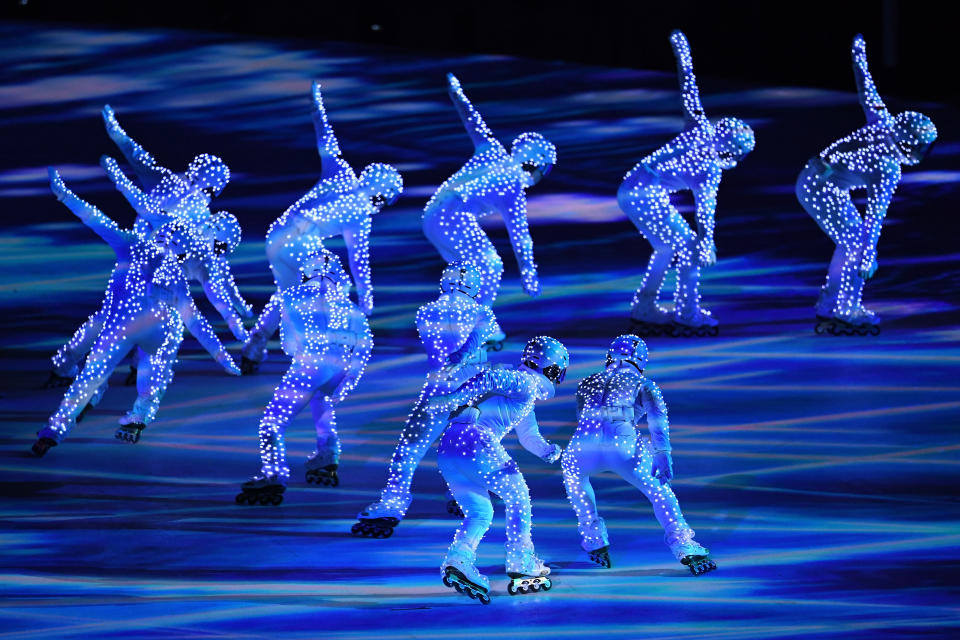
(453, 582), (464, 593)
(466, 588), (478, 599)
(529, 583), (540, 592)
(478, 592), (491, 604)
(442, 572), (454, 588)
(269, 494), (283, 506)
(541, 579), (552, 591)
(507, 583), (517, 596)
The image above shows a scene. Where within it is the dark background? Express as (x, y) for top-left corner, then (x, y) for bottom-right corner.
(5, 0), (957, 103)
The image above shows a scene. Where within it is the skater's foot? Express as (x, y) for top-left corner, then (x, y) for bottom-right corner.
(114, 422), (145, 443)
(446, 498), (464, 518)
(671, 540), (717, 576)
(351, 517), (399, 538)
(673, 309), (719, 337)
(124, 366), (137, 386)
(588, 545), (611, 568)
(305, 464), (338, 487)
(42, 370), (74, 389)
(240, 356), (260, 375)
(815, 307), (880, 336)
(31, 437), (57, 457)
(235, 475), (286, 506)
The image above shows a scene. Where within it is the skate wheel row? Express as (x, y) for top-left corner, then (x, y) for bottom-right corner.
(507, 576), (552, 595)
(114, 423), (145, 444)
(443, 568), (491, 604)
(235, 491), (283, 506)
(682, 555), (717, 576)
(588, 546), (612, 568)
(815, 321), (880, 336)
(350, 518), (397, 538)
(306, 466), (339, 487)
(630, 322), (718, 338)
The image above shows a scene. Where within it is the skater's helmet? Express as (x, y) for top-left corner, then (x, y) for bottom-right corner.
(892, 111), (937, 166)
(713, 117), (755, 169)
(606, 334), (648, 372)
(199, 211), (242, 256)
(301, 249), (349, 294)
(520, 336), (569, 385)
(440, 261), (482, 298)
(358, 163), (403, 209)
(511, 132), (557, 186)
(152, 219), (197, 263)
(186, 154), (230, 198)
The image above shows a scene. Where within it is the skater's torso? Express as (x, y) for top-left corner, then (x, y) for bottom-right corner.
(425, 141), (524, 219)
(625, 124), (721, 195)
(278, 283), (368, 356)
(817, 122), (902, 191)
(459, 367), (551, 441)
(574, 367), (645, 436)
(416, 294), (496, 369)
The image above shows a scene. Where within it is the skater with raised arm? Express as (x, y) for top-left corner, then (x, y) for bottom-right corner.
(236, 250), (372, 506)
(240, 82), (401, 374)
(34, 170), (240, 456)
(427, 336), (567, 603)
(422, 74), (555, 345)
(561, 335), (715, 575)
(797, 35), (937, 335)
(620, 30), (754, 336)
(352, 262), (498, 537)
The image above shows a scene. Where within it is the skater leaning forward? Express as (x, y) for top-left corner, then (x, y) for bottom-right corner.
(426, 336), (568, 603)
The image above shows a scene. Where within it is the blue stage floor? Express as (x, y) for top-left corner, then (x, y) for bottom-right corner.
(1, 22), (959, 639)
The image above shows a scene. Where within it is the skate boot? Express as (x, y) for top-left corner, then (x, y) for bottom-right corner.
(671, 539), (717, 576)
(588, 545), (612, 568)
(441, 547), (491, 604)
(815, 306), (880, 336)
(124, 365), (137, 386)
(446, 498), (464, 518)
(235, 474), (286, 506)
(673, 308), (719, 337)
(42, 370), (74, 389)
(240, 356), (261, 375)
(630, 295), (677, 337)
(114, 419), (146, 444)
(31, 437), (57, 457)
(305, 449), (339, 487)
(351, 493), (411, 538)
(507, 548), (553, 595)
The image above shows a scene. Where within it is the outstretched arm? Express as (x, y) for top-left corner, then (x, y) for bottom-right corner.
(426, 368), (523, 413)
(447, 73), (496, 149)
(48, 168), (132, 253)
(669, 30), (708, 128)
(503, 192), (541, 297)
(851, 35), (893, 127)
(100, 155), (169, 229)
(102, 105), (168, 190)
(343, 217), (373, 315)
(311, 81), (346, 181)
(175, 287), (241, 376)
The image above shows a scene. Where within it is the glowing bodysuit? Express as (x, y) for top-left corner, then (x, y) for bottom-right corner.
(238, 250), (372, 504)
(422, 74), (555, 314)
(619, 31), (754, 332)
(429, 337), (567, 597)
(34, 172), (240, 456)
(560, 335), (715, 574)
(353, 263), (498, 532)
(796, 35), (937, 329)
(242, 83), (401, 370)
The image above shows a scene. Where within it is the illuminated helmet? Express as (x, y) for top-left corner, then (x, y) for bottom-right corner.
(892, 111), (937, 166)
(186, 153), (230, 197)
(605, 334), (648, 372)
(713, 117), (755, 169)
(203, 211), (242, 256)
(440, 261), (482, 298)
(511, 132), (557, 184)
(300, 249), (348, 293)
(520, 336), (569, 385)
(358, 163), (403, 209)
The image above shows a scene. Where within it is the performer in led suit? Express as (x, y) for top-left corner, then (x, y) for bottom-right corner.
(797, 35), (937, 335)
(561, 335), (716, 575)
(352, 262), (498, 537)
(620, 31), (754, 336)
(236, 250), (372, 506)
(33, 170), (241, 457)
(422, 74), (555, 340)
(427, 336), (567, 603)
(241, 82), (402, 373)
